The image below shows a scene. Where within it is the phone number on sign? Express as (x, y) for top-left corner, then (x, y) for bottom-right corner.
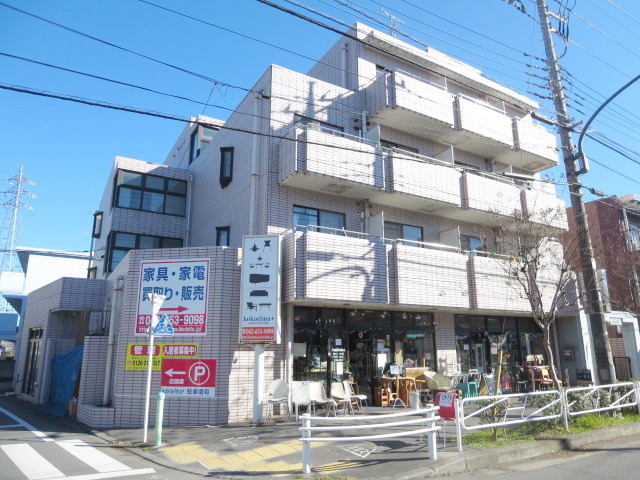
(137, 314), (206, 326)
(242, 327), (275, 340)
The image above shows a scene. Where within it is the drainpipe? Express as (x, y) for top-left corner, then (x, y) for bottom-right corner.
(185, 174), (195, 247)
(249, 94), (261, 236)
(341, 44), (348, 89)
(360, 110), (369, 137)
(103, 275), (124, 406)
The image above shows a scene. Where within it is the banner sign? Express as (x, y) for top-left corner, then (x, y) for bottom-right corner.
(135, 258), (210, 335)
(161, 359), (216, 397)
(125, 343), (199, 370)
(239, 235), (281, 343)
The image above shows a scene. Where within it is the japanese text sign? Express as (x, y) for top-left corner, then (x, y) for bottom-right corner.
(239, 235), (281, 344)
(135, 258), (210, 335)
(125, 343), (199, 370)
(161, 359), (216, 397)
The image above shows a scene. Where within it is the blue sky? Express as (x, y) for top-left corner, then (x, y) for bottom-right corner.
(1, 0), (639, 255)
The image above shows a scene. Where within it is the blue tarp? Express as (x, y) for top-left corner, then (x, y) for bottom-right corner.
(43, 345), (83, 417)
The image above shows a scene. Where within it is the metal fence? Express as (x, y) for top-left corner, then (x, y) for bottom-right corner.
(299, 405), (441, 473)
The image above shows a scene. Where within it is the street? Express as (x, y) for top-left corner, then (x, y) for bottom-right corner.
(448, 434), (640, 479)
(0, 397), (197, 480)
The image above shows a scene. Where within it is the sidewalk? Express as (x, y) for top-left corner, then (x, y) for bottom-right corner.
(97, 410), (640, 479)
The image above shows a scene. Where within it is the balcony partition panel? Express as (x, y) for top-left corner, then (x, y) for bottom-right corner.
(390, 153), (462, 207)
(521, 183), (568, 230)
(463, 171), (522, 217)
(469, 255), (531, 312)
(391, 245), (470, 308)
(283, 231), (389, 304)
(514, 118), (558, 164)
(456, 96), (514, 148)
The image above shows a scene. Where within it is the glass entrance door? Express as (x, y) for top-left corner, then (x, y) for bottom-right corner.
(472, 343), (486, 373)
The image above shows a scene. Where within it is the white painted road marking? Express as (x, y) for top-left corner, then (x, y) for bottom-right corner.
(1, 443), (63, 479)
(57, 439), (131, 473)
(0, 406), (53, 441)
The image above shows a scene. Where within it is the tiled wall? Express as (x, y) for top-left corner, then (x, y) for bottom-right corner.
(15, 278), (106, 404)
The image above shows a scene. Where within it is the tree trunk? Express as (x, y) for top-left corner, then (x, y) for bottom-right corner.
(542, 326), (561, 389)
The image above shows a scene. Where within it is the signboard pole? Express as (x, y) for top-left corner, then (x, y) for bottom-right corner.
(252, 344), (265, 424)
(142, 293), (165, 443)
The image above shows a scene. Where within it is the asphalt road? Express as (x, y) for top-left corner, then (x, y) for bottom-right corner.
(0, 396), (199, 480)
(448, 434), (640, 479)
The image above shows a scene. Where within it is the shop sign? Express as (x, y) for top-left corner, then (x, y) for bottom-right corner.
(135, 258), (210, 335)
(125, 343), (200, 370)
(161, 359), (216, 397)
(239, 235), (281, 343)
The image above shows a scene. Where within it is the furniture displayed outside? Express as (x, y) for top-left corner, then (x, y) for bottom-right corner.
(266, 379), (290, 420)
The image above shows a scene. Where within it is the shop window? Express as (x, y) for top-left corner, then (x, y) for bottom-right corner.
(113, 170), (187, 217)
(106, 232), (183, 272)
(216, 226), (230, 247)
(293, 206), (345, 234)
(219, 147), (234, 188)
(384, 221), (423, 246)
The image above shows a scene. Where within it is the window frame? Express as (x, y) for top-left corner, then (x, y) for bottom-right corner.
(219, 147), (234, 188)
(113, 169), (187, 217)
(293, 205), (346, 234)
(106, 231), (184, 272)
(216, 226), (230, 247)
(384, 221), (423, 246)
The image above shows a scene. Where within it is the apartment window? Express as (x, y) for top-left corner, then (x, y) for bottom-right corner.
(216, 226), (230, 246)
(114, 170), (187, 216)
(381, 139), (419, 154)
(461, 234), (485, 253)
(293, 206), (345, 234)
(106, 232), (183, 272)
(293, 114), (344, 134)
(92, 211), (103, 238)
(189, 125), (217, 163)
(385, 221), (423, 246)
(219, 147), (234, 188)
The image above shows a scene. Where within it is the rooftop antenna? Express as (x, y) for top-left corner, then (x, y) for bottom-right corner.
(0, 166), (35, 312)
(381, 9), (405, 38)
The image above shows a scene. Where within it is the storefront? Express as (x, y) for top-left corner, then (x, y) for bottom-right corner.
(454, 315), (545, 391)
(293, 307), (436, 398)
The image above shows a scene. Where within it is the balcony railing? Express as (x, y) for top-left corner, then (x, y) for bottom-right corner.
(281, 228), (541, 312)
(279, 125), (566, 228)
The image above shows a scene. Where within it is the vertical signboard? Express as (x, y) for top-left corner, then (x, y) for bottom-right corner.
(239, 235), (281, 343)
(135, 258), (210, 335)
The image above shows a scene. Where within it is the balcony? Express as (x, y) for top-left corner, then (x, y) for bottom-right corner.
(367, 70), (455, 134)
(279, 125), (566, 228)
(391, 244), (470, 309)
(513, 118), (559, 170)
(282, 229), (552, 314)
(281, 230), (390, 305)
(279, 126), (462, 214)
(454, 95), (515, 156)
(521, 182), (568, 230)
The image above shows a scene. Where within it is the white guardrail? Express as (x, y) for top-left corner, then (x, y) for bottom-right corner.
(298, 383), (640, 469)
(299, 405), (441, 474)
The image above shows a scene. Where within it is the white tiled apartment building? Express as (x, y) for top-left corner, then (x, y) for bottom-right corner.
(16, 23), (601, 428)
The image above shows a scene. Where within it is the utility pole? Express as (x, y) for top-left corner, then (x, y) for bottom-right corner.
(535, 0), (616, 384)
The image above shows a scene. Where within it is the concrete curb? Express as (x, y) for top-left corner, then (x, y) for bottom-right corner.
(93, 421), (640, 479)
(404, 421), (640, 478)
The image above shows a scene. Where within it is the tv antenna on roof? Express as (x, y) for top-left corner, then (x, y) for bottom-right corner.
(381, 9), (405, 38)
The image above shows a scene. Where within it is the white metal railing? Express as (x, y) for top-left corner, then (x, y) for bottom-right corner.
(299, 406), (441, 473)
(394, 68), (448, 91)
(458, 93), (506, 114)
(456, 390), (563, 451)
(564, 383), (639, 419)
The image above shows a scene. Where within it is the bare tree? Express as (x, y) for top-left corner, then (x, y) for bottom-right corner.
(477, 205), (579, 389)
